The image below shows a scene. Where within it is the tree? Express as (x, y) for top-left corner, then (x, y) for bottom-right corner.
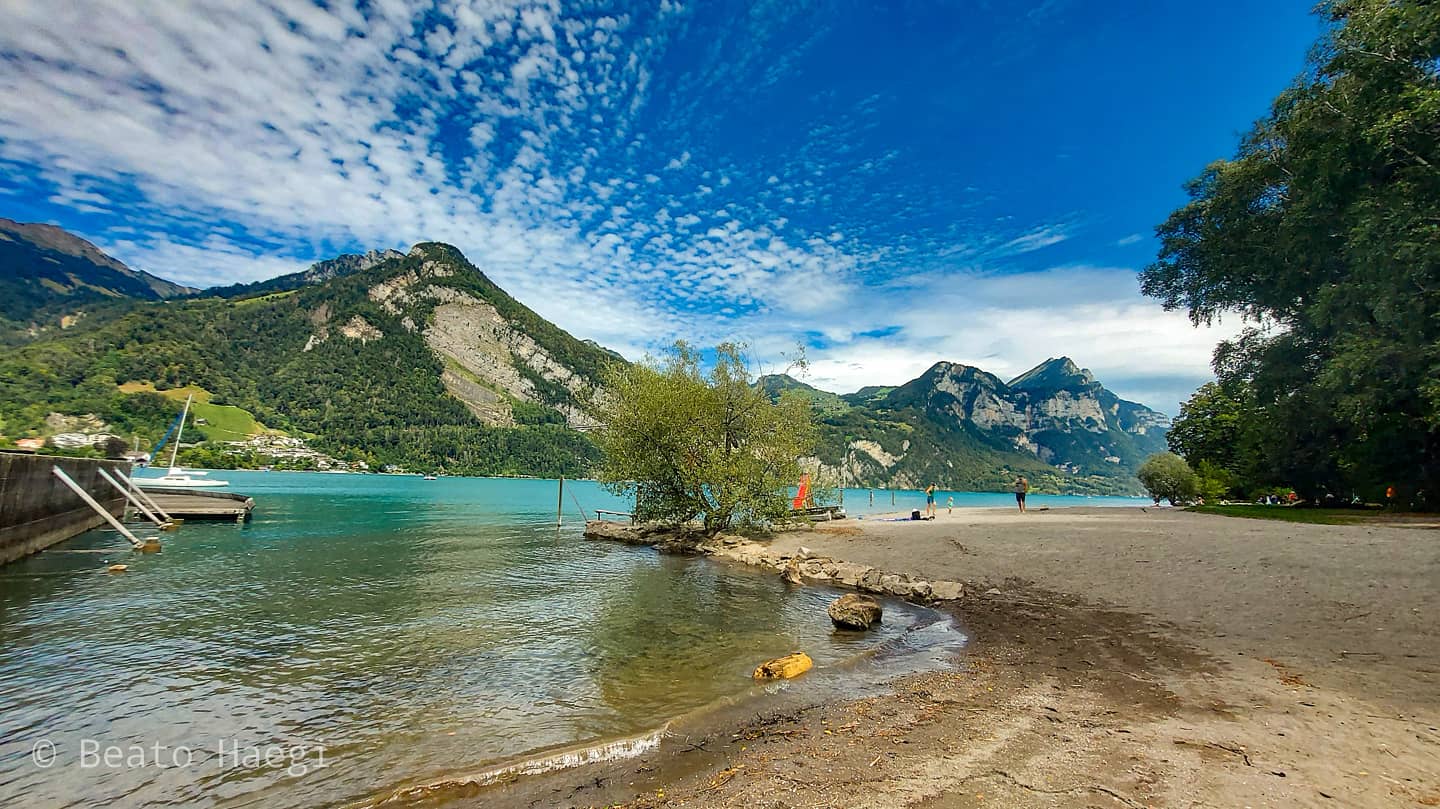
(1139, 1), (1440, 503)
(1138, 452), (1200, 505)
(594, 342), (816, 533)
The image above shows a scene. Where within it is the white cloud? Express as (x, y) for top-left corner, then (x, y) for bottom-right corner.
(1116, 233), (1144, 246)
(998, 224), (1070, 254)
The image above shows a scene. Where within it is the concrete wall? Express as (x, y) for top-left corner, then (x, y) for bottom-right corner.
(0, 452), (131, 566)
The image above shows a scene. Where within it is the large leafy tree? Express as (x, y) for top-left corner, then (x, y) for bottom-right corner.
(594, 342), (816, 533)
(1138, 452), (1201, 505)
(1141, 1), (1440, 501)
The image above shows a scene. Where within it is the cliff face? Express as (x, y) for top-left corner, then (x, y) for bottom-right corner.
(288, 243), (613, 429)
(769, 357), (1171, 493)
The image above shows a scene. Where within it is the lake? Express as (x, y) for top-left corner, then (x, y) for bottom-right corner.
(0, 471), (1140, 807)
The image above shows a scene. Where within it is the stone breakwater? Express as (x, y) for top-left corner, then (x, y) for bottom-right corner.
(582, 521), (963, 603)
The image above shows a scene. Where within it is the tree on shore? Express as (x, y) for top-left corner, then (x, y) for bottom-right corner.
(594, 342), (816, 533)
(1138, 452), (1201, 505)
(1140, 1), (1440, 504)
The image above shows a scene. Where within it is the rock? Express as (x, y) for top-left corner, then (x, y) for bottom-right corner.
(753, 652), (813, 680)
(858, 569), (885, 593)
(106, 564), (128, 573)
(909, 580), (933, 600)
(929, 581), (964, 601)
(828, 594), (883, 630)
(781, 557), (804, 585)
(797, 545), (813, 558)
(985, 587), (1002, 596)
(833, 563), (871, 587)
(582, 520), (646, 543)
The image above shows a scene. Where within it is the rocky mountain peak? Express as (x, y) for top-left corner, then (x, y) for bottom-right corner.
(302, 248), (404, 284)
(1008, 356), (1096, 391)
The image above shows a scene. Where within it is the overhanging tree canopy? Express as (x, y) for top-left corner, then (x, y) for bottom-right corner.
(1140, 0), (1440, 501)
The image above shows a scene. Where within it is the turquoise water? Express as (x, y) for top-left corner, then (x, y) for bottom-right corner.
(0, 471), (979, 808)
(0, 472), (1141, 807)
(832, 486), (1147, 516)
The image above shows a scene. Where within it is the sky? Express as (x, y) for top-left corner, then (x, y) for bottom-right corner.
(0, 1), (1322, 414)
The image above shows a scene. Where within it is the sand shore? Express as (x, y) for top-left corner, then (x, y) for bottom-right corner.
(468, 507), (1440, 808)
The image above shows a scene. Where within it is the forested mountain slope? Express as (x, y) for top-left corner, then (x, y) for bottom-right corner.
(0, 242), (617, 476)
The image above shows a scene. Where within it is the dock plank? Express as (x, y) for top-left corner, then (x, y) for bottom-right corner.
(140, 489), (254, 522)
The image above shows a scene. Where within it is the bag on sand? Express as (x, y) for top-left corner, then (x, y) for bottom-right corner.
(911, 509), (921, 520)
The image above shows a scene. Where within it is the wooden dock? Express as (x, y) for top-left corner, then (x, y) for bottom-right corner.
(139, 488), (255, 522)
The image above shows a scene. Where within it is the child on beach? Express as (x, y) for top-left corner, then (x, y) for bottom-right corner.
(946, 495), (954, 514)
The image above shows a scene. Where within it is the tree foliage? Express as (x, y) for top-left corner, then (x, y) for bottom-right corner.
(1138, 452), (1200, 505)
(594, 342), (816, 533)
(1140, 1), (1440, 502)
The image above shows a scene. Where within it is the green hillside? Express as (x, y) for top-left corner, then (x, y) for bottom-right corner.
(0, 244), (609, 477)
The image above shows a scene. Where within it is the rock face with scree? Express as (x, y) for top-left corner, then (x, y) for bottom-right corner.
(827, 593), (884, 630)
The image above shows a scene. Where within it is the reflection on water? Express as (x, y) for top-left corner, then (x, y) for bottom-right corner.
(0, 472), (965, 808)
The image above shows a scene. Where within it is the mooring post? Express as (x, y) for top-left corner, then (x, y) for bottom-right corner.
(97, 467), (171, 529)
(891, 489), (895, 506)
(556, 476), (565, 527)
(113, 470), (177, 524)
(51, 466), (149, 550)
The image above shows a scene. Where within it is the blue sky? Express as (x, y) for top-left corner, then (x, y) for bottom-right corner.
(0, 1), (1320, 413)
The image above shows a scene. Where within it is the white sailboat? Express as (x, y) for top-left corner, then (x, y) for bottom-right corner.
(136, 394), (229, 489)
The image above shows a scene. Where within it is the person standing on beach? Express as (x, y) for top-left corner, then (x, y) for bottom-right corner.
(925, 484), (937, 518)
(1013, 475), (1029, 513)
(946, 495), (954, 515)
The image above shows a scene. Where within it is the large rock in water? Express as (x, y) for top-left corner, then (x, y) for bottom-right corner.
(753, 652), (813, 680)
(828, 593), (883, 630)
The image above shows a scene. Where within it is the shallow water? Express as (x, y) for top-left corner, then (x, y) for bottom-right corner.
(0, 472), (984, 808)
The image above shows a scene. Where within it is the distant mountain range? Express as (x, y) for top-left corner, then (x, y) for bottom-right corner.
(762, 358), (1169, 495)
(0, 218), (196, 339)
(0, 219), (1167, 489)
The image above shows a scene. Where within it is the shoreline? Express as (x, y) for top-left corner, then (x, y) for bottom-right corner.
(447, 507), (1438, 808)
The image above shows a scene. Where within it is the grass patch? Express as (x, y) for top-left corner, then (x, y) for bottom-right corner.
(1188, 505), (1376, 525)
(230, 290), (298, 306)
(117, 382), (273, 441)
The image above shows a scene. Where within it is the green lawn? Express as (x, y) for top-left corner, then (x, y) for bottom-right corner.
(189, 401), (264, 441)
(118, 382), (271, 441)
(1188, 505), (1377, 525)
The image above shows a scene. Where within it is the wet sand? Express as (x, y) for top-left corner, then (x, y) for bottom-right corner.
(466, 507), (1440, 808)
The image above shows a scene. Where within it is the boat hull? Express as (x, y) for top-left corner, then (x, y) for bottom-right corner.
(137, 477), (229, 488)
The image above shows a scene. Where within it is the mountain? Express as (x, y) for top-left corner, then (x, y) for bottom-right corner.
(0, 242), (618, 477)
(764, 357), (1170, 494)
(0, 218), (196, 338)
(205, 248), (406, 299)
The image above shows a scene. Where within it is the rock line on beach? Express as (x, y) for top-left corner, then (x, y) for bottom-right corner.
(582, 520), (964, 603)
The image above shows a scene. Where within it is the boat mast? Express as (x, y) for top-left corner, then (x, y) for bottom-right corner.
(169, 394), (193, 472)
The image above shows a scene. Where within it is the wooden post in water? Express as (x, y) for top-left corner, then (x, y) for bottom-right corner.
(97, 468), (171, 530)
(891, 489), (895, 506)
(556, 476), (565, 527)
(51, 466), (148, 549)
(114, 470), (177, 524)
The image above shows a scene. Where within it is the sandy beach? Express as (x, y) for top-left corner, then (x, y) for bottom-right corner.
(471, 507), (1440, 808)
